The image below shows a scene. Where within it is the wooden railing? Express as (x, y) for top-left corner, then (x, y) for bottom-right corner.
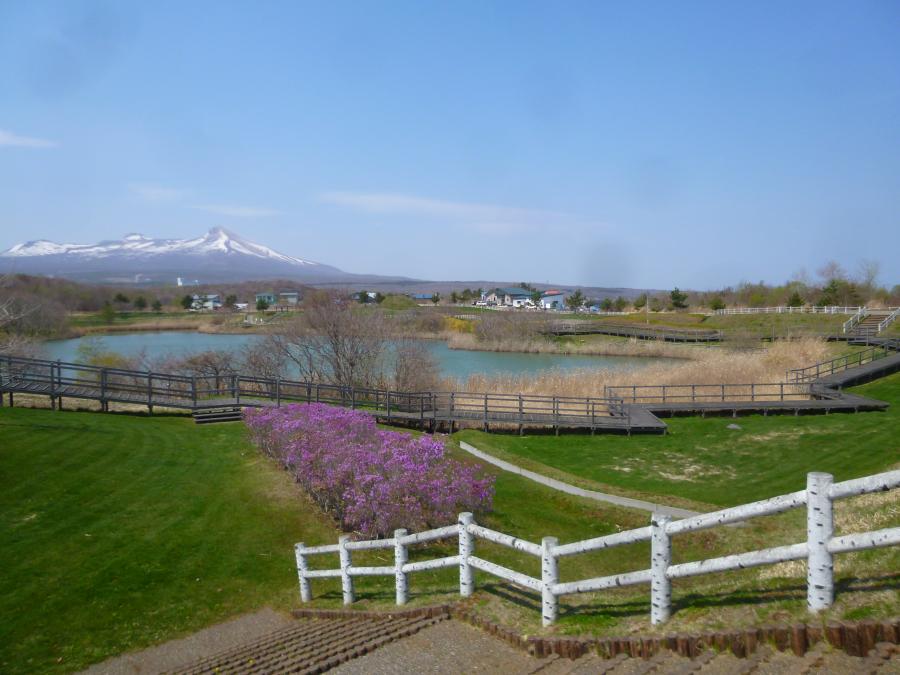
(296, 470), (900, 627)
(0, 354), (628, 431)
(786, 339), (900, 383)
(604, 382), (819, 404)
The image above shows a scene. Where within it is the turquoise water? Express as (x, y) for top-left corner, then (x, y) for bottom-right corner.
(40, 332), (671, 381)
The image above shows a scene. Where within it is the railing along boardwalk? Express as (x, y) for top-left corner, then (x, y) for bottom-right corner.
(0, 354), (635, 434)
(605, 382), (818, 405)
(787, 339), (900, 384)
(546, 321), (723, 343)
(296, 470), (900, 628)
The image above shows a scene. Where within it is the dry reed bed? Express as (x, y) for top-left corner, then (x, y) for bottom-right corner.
(451, 338), (832, 400)
(446, 333), (697, 359)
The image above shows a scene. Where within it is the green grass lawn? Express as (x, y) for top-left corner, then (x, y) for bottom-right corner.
(454, 373), (900, 509)
(2, 385), (898, 671)
(0, 408), (339, 674)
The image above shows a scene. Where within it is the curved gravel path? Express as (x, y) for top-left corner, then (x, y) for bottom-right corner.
(458, 441), (699, 519)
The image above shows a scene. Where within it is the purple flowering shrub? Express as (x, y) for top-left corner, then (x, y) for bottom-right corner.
(244, 403), (494, 537)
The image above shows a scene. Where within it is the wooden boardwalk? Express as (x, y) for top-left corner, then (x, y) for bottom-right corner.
(1, 345), (894, 433)
(545, 321), (724, 342)
(0, 355), (648, 435)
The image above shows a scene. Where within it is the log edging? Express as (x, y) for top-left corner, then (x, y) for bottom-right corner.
(447, 607), (900, 660)
(291, 605), (899, 660)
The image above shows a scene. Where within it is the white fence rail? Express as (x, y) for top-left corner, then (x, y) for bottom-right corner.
(295, 469), (900, 627)
(715, 306), (863, 316)
(843, 308), (868, 334)
(879, 308), (900, 333)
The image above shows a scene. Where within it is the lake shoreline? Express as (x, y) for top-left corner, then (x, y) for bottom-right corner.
(39, 331), (680, 381)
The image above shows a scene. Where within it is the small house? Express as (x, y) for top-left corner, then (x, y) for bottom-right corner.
(483, 288), (530, 306)
(191, 294), (221, 311)
(255, 292), (277, 307)
(540, 290), (567, 310)
(278, 290), (301, 306)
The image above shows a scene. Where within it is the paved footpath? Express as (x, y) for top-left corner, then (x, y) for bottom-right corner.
(458, 441), (699, 519)
(80, 610), (900, 674)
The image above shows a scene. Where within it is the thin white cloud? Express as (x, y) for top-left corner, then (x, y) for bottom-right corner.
(129, 182), (187, 202)
(320, 191), (585, 234)
(192, 204), (282, 218)
(0, 129), (57, 148)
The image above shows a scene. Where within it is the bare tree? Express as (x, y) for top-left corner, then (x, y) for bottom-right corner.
(393, 340), (441, 392)
(817, 260), (847, 283)
(856, 259), (880, 290)
(0, 275), (41, 355)
(267, 290), (389, 388)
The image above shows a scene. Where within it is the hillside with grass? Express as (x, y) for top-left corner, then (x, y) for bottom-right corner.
(1, 376), (898, 672)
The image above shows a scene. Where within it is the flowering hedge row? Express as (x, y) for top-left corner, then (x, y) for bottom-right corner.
(244, 403), (494, 537)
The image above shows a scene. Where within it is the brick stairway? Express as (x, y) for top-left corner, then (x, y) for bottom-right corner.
(170, 611), (448, 674)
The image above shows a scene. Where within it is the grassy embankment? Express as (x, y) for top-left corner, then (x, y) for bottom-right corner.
(2, 374), (899, 671)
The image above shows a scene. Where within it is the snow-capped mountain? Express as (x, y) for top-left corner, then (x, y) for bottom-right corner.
(0, 228), (355, 283)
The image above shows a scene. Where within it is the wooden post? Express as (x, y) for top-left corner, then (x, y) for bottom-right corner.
(394, 528), (408, 605)
(651, 514), (672, 625)
(541, 536), (559, 627)
(518, 394), (524, 436)
(483, 394), (488, 432)
(47, 362), (55, 410)
(387, 391), (392, 421)
(339, 535), (355, 605)
(458, 512), (474, 597)
(147, 372), (153, 415)
(191, 375), (197, 408)
(276, 378), (281, 407)
(235, 375), (241, 405)
(56, 360), (63, 410)
(807, 472), (834, 612)
(295, 543), (312, 602)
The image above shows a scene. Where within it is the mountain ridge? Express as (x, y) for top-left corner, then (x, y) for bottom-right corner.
(0, 227), (408, 284)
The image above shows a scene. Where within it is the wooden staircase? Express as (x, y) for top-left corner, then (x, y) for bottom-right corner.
(192, 407), (244, 424)
(849, 310), (893, 339)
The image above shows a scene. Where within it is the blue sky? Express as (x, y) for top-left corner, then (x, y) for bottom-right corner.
(1, 1), (898, 289)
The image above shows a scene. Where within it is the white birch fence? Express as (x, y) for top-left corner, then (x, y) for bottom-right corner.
(296, 469), (900, 627)
(714, 306), (865, 315)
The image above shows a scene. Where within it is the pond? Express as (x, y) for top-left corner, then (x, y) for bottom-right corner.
(40, 332), (674, 382)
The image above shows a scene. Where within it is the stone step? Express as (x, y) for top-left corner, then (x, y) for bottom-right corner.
(171, 615), (445, 674)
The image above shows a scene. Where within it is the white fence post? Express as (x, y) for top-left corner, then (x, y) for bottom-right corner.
(459, 512), (475, 597)
(650, 514), (672, 625)
(807, 472), (834, 612)
(541, 536), (559, 627)
(295, 543), (311, 602)
(394, 528), (408, 605)
(339, 534), (355, 605)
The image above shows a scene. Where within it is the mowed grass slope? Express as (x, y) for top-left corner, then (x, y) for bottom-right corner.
(0, 408), (338, 675)
(1, 379), (898, 671)
(455, 373), (900, 508)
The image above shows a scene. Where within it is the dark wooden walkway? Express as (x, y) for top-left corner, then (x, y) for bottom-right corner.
(2, 343), (894, 434)
(0, 355), (648, 435)
(545, 321), (724, 343)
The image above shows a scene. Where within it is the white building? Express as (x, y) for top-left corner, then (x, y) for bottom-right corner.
(191, 294), (222, 311)
(539, 290), (568, 310)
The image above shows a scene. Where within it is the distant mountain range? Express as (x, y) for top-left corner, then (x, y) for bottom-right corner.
(0, 227), (401, 284)
(0, 227), (649, 299)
